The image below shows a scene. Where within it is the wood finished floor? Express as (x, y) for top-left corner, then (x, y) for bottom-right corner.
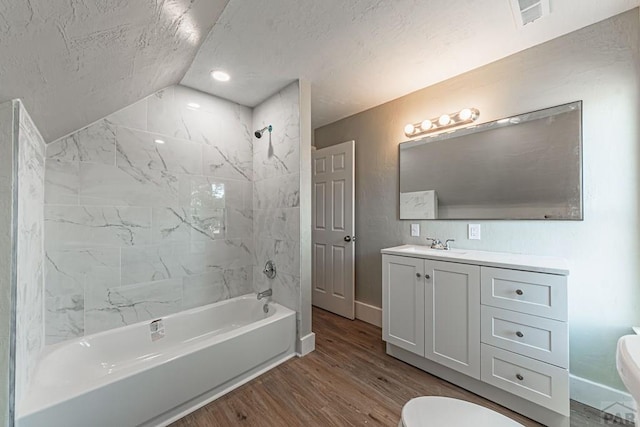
(171, 307), (628, 427)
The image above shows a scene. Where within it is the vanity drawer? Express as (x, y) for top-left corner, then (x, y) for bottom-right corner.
(481, 306), (568, 368)
(481, 344), (569, 416)
(481, 267), (567, 321)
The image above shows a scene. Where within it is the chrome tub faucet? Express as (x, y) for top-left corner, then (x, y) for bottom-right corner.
(257, 289), (273, 300)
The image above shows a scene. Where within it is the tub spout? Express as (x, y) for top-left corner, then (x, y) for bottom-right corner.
(257, 289), (272, 300)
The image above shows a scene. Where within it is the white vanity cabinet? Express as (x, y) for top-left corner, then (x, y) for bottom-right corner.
(381, 245), (570, 427)
(383, 256), (481, 378)
(382, 255), (425, 356)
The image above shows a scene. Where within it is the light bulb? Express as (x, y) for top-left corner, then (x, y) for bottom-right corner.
(438, 114), (451, 126)
(458, 108), (472, 121)
(154, 139), (165, 144)
(211, 70), (230, 82)
(187, 102), (200, 109)
(421, 119), (432, 131)
(404, 124), (415, 135)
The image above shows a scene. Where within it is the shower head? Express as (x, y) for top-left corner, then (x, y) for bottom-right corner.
(254, 125), (273, 139)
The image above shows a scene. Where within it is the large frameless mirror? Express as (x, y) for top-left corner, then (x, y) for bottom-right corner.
(399, 101), (583, 220)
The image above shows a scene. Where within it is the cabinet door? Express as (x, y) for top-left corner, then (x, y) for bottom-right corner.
(425, 260), (480, 378)
(382, 255), (425, 356)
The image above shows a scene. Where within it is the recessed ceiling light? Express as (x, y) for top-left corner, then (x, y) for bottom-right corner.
(154, 139), (165, 144)
(187, 102), (200, 109)
(211, 70), (230, 82)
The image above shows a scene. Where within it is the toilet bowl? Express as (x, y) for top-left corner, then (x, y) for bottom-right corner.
(399, 396), (524, 427)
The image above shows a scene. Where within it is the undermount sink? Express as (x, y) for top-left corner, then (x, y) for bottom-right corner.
(616, 334), (640, 405)
(396, 245), (467, 255)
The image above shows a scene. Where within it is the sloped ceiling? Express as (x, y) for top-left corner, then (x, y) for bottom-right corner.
(0, 0), (229, 142)
(181, 0), (639, 129)
(1, 0), (637, 141)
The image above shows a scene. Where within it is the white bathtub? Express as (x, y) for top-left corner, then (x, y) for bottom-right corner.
(17, 294), (296, 427)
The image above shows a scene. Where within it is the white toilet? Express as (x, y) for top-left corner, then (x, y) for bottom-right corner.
(399, 396), (524, 427)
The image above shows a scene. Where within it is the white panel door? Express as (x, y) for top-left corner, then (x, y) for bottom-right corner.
(382, 255), (425, 356)
(425, 260), (481, 379)
(312, 141), (355, 319)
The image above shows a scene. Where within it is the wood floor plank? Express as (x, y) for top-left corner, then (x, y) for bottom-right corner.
(170, 307), (625, 427)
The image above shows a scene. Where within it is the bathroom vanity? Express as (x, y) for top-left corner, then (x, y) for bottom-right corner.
(381, 245), (569, 427)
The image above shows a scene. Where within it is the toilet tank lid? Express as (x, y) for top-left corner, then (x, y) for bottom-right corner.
(401, 396), (524, 427)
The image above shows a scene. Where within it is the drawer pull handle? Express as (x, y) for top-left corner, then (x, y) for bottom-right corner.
(416, 273), (422, 278)
(516, 331), (524, 338)
(515, 289), (524, 296)
(516, 374), (524, 381)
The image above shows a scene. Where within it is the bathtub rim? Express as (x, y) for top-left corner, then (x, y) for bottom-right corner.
(18, 293), (295, 418)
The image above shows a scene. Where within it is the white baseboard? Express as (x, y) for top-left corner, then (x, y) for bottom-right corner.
(570, 375), (636, 417)
(297, 332), (315, 357)
(355, 301), (382, 328)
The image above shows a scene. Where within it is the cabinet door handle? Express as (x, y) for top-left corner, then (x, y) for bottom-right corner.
(515, 289), (524, 296)
(425, 274), (430, 279)
(516, 374), (524, 381)
(516, 331), (524, 338)
(416, 273), (422, 278)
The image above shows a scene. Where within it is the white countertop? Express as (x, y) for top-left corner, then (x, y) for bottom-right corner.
(381, 245), (569, 275)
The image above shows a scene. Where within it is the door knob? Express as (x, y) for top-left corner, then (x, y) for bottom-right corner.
(416, 273), (422, 278)
(516, 331), (524, 338)
(425, 274), (430, 279)
(344, 236), (355, 242)
(516, 374), (524, 381)
(515, 289), (524, 296)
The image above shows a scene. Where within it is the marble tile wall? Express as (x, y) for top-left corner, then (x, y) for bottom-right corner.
(0, 100), (15, 427)
(14, 102), (46, 410)
(252, 82), (302, 323)
(44, 85), (254, 344)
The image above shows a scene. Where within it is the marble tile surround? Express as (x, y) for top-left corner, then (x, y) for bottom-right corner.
(44, 82), (305, 348)
(252, 82), (302, 317)
(44, 85), (255, 343)
(0, 101), (14, 427)
(399, 190), (438, 219)
(14, 102), (47, 407)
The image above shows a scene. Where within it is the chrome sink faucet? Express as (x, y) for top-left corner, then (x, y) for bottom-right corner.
(426, 237), (455, 250)
(257, 289), (272, 300)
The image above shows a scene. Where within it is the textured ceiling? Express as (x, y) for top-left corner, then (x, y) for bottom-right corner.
(182, 0), (639, 129)
(0, 0), (229, 141)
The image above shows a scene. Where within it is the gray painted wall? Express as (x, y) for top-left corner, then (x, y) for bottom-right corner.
(315, 10), (639, 390)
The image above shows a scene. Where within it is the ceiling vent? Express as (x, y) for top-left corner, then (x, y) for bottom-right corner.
(510, 0), (550, 27)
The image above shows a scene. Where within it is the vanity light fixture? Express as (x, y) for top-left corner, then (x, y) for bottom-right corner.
(404, 107), (480, 138)
(438, 114), (451, 126)
(404, 124), (416, 135)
